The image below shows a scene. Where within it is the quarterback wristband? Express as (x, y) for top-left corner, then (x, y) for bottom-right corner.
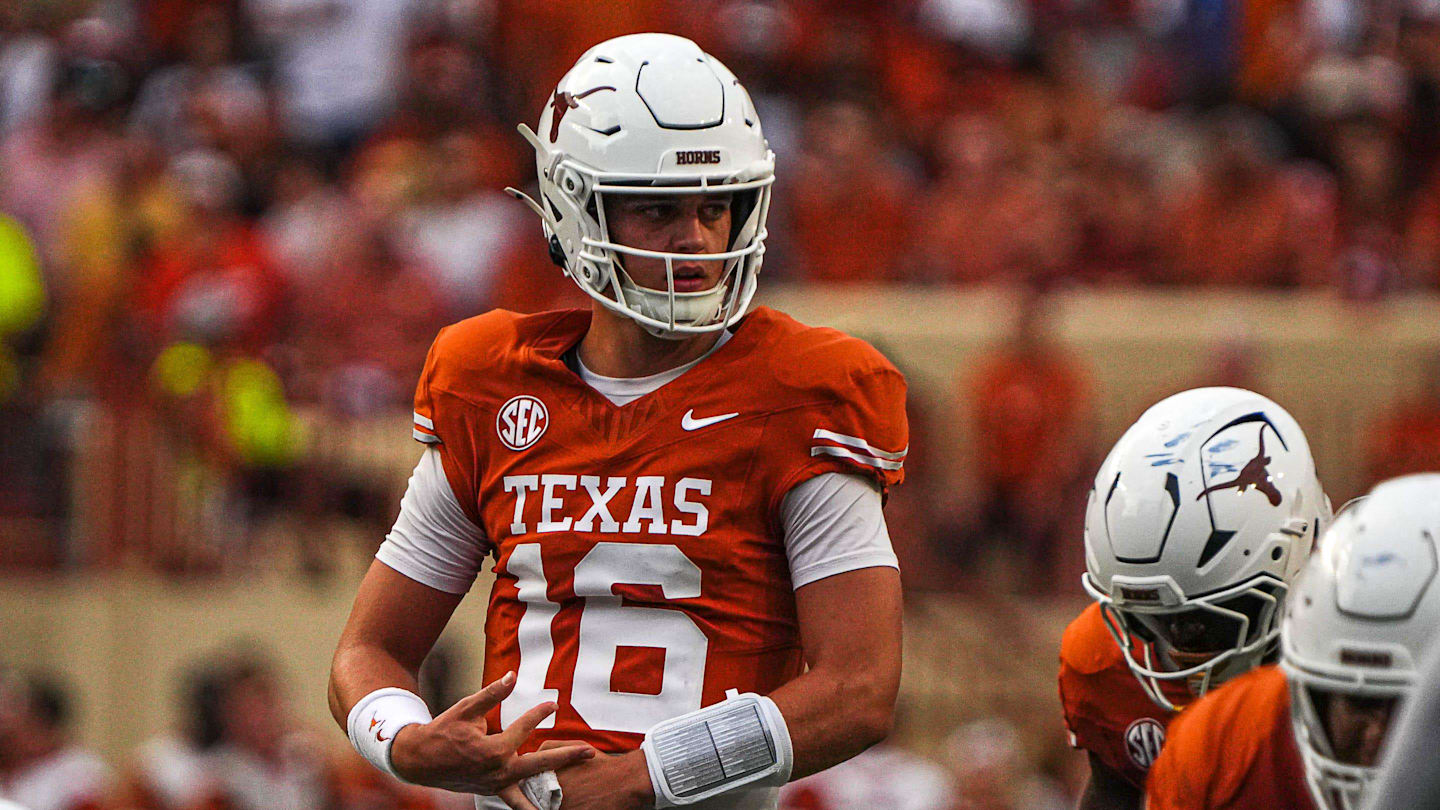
(641, 690), (793, 807)
(346, 687), (433, 780)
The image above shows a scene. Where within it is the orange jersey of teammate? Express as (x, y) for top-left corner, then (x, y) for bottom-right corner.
(1058, 603), (1190, 787)
(409, 306), (907, 754)
(1145, 665), (1315, 810)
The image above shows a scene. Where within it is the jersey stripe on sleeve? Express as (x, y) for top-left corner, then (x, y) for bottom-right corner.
(413, 411), (441, 444)
(810, 428), (906, 471)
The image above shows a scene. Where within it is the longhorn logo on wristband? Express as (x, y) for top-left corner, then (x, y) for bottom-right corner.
(370, 715), (391, 742)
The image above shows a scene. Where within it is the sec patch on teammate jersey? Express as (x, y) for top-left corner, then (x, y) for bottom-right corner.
(1125, 717), (1166, 769)
(498, 395), (549, 451)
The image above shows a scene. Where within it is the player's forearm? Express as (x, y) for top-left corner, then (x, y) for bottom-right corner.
(776, 566), (903, 779)
(590, 666), (894, 810)
(329, 561), (465, 730)
(327, 639), (424, 730)
(768, 659), (897, 779)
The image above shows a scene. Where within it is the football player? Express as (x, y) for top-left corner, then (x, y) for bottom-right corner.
(1061, 387), (1329, 809)
(327, 33), (907, 810)
(1146, 473), (1440, 810)
(1362, 643), (1440, 808)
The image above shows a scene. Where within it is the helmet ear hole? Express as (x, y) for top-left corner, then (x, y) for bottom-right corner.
(548, 235), (567, 269)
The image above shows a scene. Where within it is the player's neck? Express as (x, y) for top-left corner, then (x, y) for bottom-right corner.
(578, 305), (724, 379)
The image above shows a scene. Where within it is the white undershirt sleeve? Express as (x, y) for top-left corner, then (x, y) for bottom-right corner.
(375, 447), (490, 594)
(780, 472), (898, 590)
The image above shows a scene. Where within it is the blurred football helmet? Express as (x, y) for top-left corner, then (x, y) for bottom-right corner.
(507, 33), (774, 338)
(1282, 473), (1440, 810)
(1083, 387), (1330, 711)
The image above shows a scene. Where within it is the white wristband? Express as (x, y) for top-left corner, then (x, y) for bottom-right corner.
(642, 690), (793, 807)
(346, 687), (433, 780)
(520, 771), (563, 810)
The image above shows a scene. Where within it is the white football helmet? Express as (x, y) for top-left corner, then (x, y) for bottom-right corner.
(506, 33), (774, 338)
(1282, 473), (1440, 810)
(1083, 387), (1330, 711)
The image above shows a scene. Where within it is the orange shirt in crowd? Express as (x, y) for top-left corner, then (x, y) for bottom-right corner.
(968, 346), (1087, 488)
(1365, 400), (1440, 486)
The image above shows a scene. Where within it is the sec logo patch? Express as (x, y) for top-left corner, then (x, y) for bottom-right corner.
(497, 395), (549, 451)
(1124, 717), (1166, 770)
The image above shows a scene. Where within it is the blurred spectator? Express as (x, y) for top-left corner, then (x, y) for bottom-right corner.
(258, 151), (353, 285)
(780, 743), (952, 810)
(397, 129), (522, 318)
(1365, 351), (1440, 486)
(0, 671), (114, 810)
(917, 0), (1030, 58)
(1162, 109), (1330, 287)
(787, 101), (917, 282)
(0, 214), (45, 392)
(0, 54), (126, 278)
(963, 289), (1090, 591)
(289, 220), (441, 410)
(128, 4), (264, 158)
(124, 663), (230, 810)
(134, 149), (285, 354)
(201, 652), (330, 810)
(941, 719), (1070, 810)
(245, 0), (420, 153)
(38, 137), (182, 399)
(0, 4), (60, 136)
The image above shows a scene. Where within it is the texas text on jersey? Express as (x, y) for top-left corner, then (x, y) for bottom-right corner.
(404, 306), (907, 754)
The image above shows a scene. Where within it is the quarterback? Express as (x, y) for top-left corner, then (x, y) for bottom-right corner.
(1060, 387), (1329, 808)
(1146, 473), (1440, 810)
(327, 34), (906, 810)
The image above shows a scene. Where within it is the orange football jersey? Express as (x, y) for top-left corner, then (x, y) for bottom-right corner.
(1058, 603), (1186, 787)
(1145, 666), (1315, 810)
(411, 306), (908, 754)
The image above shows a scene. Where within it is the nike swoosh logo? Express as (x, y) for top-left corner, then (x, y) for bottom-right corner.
(376, 730), (390, 742)
(682, 409), (739, 431)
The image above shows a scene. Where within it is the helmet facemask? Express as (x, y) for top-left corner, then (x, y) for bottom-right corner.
(588, 179), (770, 339)
(510, 130), (773, 339)
(1085, 573), (1287, 711)
(1286, 678), (1403, 810)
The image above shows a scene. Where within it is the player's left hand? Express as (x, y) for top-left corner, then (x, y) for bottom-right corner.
(547, 742), (654, 810)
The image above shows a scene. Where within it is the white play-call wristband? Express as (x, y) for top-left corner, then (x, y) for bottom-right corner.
(642, 690), (793, 807)
(346, 687), (434, 779)
(520, 771), (563, 810)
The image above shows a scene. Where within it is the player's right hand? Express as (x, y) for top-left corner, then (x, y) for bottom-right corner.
(388, 671), (596, 800)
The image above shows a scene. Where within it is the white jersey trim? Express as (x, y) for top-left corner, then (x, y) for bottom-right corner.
(811, 428), (907, 461)
(810, 445), (904, 471)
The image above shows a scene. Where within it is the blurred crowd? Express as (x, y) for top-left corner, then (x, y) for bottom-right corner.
(0, 650), (474, 810)
(5, 0), (1440, 582)
(0, 653), (1081, 810)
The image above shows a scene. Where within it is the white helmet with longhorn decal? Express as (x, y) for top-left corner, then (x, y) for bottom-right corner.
(1083, 387), (1331, 711)
(506, 33), (774, 338)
